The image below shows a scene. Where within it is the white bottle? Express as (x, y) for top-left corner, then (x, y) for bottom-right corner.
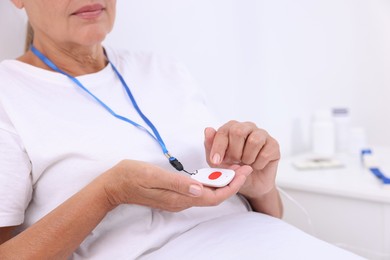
(348, 127), (367, 155)
(311, 109), (336, 157)
(332, 108), (350, 154)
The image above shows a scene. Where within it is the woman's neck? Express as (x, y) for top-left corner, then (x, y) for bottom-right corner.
(18, 41), (107, 77)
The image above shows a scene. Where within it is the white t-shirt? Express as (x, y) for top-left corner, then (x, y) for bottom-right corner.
(0, 48), (362, 260)
(0, 47), (249, 258)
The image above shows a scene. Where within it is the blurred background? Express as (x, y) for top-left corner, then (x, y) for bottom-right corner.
(2, 0), (390, 157)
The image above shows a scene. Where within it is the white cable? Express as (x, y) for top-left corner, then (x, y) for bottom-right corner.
(277, 186), (315, 236)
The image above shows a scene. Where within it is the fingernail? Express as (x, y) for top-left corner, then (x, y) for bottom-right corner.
(212, 153), (221, 165)
(189, 185), (202, 196)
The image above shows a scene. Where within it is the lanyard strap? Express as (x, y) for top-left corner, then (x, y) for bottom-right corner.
(30, 45), (187, 172)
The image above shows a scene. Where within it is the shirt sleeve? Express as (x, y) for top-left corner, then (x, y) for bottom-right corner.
(0, 105), (32, 227)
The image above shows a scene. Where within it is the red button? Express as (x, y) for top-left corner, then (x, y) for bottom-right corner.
(208, 171), (222, 180)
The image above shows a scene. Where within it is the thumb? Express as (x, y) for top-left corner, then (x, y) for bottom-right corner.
(159, 172), (204, 197)
(204, 127), (217, 165)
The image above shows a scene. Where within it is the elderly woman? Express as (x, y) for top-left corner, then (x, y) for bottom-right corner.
(0, 1), (362, 260)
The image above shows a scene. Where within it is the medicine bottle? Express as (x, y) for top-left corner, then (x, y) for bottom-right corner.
(332, 108), (350, 153)
(311, 109), (335, 157)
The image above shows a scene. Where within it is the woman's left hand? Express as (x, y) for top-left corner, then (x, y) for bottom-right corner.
(204, 120), (281, 200)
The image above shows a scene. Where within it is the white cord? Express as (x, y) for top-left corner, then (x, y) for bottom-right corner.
(277, 186), (315, 236)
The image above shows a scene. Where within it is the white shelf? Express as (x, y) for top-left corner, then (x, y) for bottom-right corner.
(276, 148), (390, 260)
(277, 152), (390, 203)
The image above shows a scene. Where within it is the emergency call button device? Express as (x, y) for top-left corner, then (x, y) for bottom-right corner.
(191, 168), (235, 188)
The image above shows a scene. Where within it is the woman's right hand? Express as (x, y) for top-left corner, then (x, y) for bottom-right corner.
(102, 160), (252, 212)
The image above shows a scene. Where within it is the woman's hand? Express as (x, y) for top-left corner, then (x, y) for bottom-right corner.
(204, 120), (282, 217)
(102, 160), (253, 212)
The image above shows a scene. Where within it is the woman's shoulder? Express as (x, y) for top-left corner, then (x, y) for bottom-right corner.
(0, 59), (17, 75)
(0, 60), (21, 85)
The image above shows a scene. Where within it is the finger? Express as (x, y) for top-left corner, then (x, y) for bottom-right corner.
(227, 164), (251, 174)
(209, 121), (236, 165)
(228, 164), (241, 171)
(252, 136), (281, 170)
(204, 127), (217, 165)
(241, 128), (267, 165)
(225, 122), (254, 164)
(232, 164), (253, 178)
(149, 169), (204, 197)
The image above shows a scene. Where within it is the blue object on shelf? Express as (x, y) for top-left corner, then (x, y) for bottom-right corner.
(369, 168), (390, 185)
(361, 148), (390, 185)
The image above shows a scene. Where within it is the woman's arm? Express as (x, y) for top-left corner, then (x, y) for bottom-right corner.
(0, 160), (252, 259)
(0, 227), (17, 245)
(0, 174), (113, 259)
(244, 184), (283, 218)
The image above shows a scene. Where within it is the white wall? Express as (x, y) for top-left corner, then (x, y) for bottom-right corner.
(107, 0), (243, 121)
(2, 0), (390, 156)
(106, 0), (390, 156)
(0, 1), (27, 60)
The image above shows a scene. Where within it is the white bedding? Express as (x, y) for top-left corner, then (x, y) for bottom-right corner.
(140, 212), (364, 260)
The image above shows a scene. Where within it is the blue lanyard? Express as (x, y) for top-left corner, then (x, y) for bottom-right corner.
(30, 45), (186, 172)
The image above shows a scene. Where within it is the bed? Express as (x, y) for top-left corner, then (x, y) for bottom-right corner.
(139, 212), (363, 259)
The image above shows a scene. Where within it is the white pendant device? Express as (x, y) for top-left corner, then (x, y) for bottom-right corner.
(191, 168), (235, 188)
